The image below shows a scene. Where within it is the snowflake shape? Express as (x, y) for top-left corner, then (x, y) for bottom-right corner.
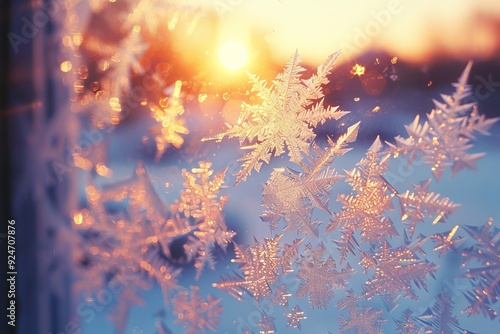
(415, 292), (471, 334)
(258, 310), (277, 334)
(261, 122), (359, 236)
(285, 305), (307, 330)
(360, 241), (437, 301)
(213, 235), (282, 302)
(393, 309), (425, 334)
(109, 28), (148, 97)
(149, 80), (189, 160)
(71, 163), (187, 326)
(172, 286), (223, 334)
(337, 290), (386, 334)
(327, 137), (398, 260)
(271, 283), (291, 307)
(430, 225), (465, 257)
(176, 161), (235, 278)
(461, 219), (500, 319)
(296, 243), (353, 309)
(388, 61), (499, 180)
(204, 50), (348, 184)
(398, 178), (460, 237)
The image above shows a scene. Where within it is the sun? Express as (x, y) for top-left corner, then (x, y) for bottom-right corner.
(218, 41), (248, 71)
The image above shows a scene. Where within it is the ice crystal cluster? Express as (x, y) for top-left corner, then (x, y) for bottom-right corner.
(204, 50), (348, 184)
(64, 3), (499, 330)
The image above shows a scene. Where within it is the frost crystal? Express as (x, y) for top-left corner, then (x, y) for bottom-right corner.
(109, 29), (147, 97)
(327, 137), (397, 259)
(67, 28), (500, 333)
(285, 305), (307, 330)
(271, 283), (292, 307)
(258, 310), (277, 334)
(204, 50), (348, 184)
(296, 243), (352, 308)
(415, 292), (473, 334)
(360, 241), (437, 301)
(394, 309), (424, 334)
(279, 238), (303, 274)
(461, 219), (500, 319)
(172, 286), (223, 334)
(149, 80), (189, 160)
(398, 178), (460, 237)
(72, 161), (233, 330)
(430, 225), (464, 257)
(72, 164), (186, 325)
(388, 61), (499, 180)
(176, 161), (235, 279)
(212, 235), (282, 301)
(337, 290), (386, 334)
(261, 122), (359, 235)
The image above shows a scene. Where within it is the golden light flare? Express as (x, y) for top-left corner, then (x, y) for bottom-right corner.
(351, 64), (365, 76)
(217, 41), (248, 71)
(208, 0), (500, 64)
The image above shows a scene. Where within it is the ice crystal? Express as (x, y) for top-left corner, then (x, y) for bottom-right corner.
(285, 305), (307, 330)
(68, 28), (500, 332)
(172, 286), (223, 334)
(279, 238), (303, 274)
(72, 164), (187, 324)
(337, 290), (386, 334)
(296, 243), (352, 308)
(415, 292), (473, 334)
(261, 167), (320, 236)
(430, 225), (464, 257)
(212, 235), (282, 301)
(109, 29), (148, 97)
(149, 80), (189, 160)
(261, 122), (359, 235)
(258, 310), (277, 334)
(72, 162), (232, 329)
(327, 137), (397, 260)
(388, 61), (499, 180)
(394, 309), (425, 334)
(176, 161), (235, 279)
(270, 283), (291, 307)
(461, 219), (500, 319)
(204, 50), (348, 184)
(360, 241), (437, 301)
(398, 178), (460, 237)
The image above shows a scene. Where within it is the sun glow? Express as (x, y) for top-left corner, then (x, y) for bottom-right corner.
(218, 41), (248, 71)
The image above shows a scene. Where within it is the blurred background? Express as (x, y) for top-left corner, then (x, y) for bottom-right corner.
(2, 0), (500, 333)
